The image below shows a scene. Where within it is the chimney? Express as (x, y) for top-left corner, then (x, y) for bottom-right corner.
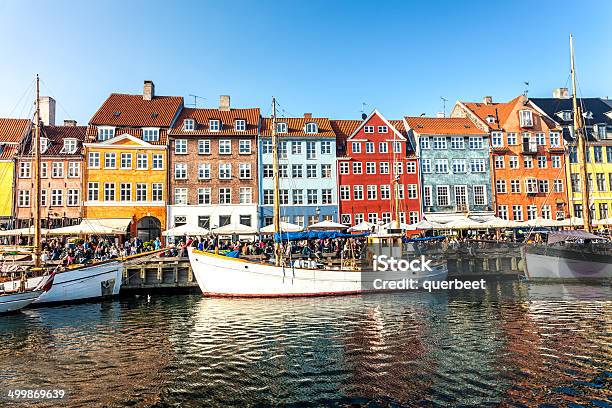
(39, 96), (56, 126)
(219, 95), (230, 111)
(553, 88), (569, 99)
(482, 96), (493, 105)
(304, 113), (312, 118)
(63, 119), (77, 126)
(143, 80), (155, 101)
(436, 112), (445, 118)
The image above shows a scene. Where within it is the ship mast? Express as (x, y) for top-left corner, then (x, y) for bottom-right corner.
(570, 35), (592, 232)
(33, 75), (42, 267)
(271, 97), (282, 266)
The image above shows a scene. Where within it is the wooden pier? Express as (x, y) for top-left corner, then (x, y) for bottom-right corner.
(122, 256), (199, 292)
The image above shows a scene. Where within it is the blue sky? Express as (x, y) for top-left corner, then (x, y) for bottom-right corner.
(1, 0), (611, 124)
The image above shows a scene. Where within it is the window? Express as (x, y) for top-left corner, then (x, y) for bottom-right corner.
(19, 162), (31, 178)
(450, 137), (464, 149)
(51, 162), (64, 178)
(552, 155), (561, 168)
(379, 162), (389, 174)
(209, 120), (220, 132)
(570, 173), (581, 192)
(291, 164), (303, 178)
(421, 159), (431, 173)
(550, 132), (561, 147)
(219, 188), (231, 204)
(276, 122), (288, 133)
(278, 164), (288, 178)
(468, 137), (484, 149)
(507, 133), (518, 145)
(379, 142), (388, 153)
(436, 186), (450, 206)
(381, 212), (391, 224)
(173, 163), (187, 179)
(378, 126), (388, 133)
(367, 213), (378, 224)
(352, 162), (362, 174)
(198, 140), (211, 155)
(279, 190), (289, 205)
(596, 173), (606, 191)
(599, 203), (609, 220)
(573, 204), (583, 219)
(554, 179), (564, 193)
(339, 162), (349, 174)
(239, 163), (251, 179)
(470, 159), (486, 173)
(527, 205), (537, 221)
(541, 205), (551, 220)
(219, 215), (232, 227)
(535, 133), (546, 146)
(321, 164), (332, 178)
(219, 163), (232, 179)
(68, 162), (80, 178)
(607, 147), (612, 163)
(291, 141), (302, 155)
(569, 146), (578, 163)
(50, 189), (62, 206)
(104, 153), (116, 169)
(473, 185), (486, 206)
(491, 132), (503, 147)
(120, 183), (131, 201)
(451, 159), (466, 173)
(340, 214), (351, 225)
(539, 180), (549, 193)
(278, 141), (288, 159)
(366, 162), (376, 174)
(62, 139), (78, 154)
(152, 183), (163, 201)
(97, 127), (115, 141)
(420, 136), (430, 149)
(367, 185), (377, 200)
(293, 189), (304, 205)
(305, 122), (318, 134)
(455, 186), (467, 208)
(594, 146), (603, 163)
(219, 140), (231, 154)
(239, 215), (252, 227)
(512, 205), (523, 221)
(235, 119), (246, 131)
(67, 189), (79, 206)
(88, 182), (99, 201)
(365, 142), (374, 153)
(393, 141), (402, 154)
(435, 159), (449, 173)
(321, 141), (332, 154)
(525, 178), (538, 194)
(498, 205), (508, 220)
(408, 184), (418, 199)
(340, 186), (350, 200)
(494, 156), (505, 169)
(306, 141), (317, 160)
(104, 183), (115, 201)
(174, 188), (187, 204)
(120, 153), (132, 169)
(351, 142), (361, 154)
(321, 189), (332, 204)
(509, 156), (519, 169)
(423, 186), (432, 207)
(40, 162), (47, 178)
(523, 156), (533, 169)
(432, 137), (447, 149)
(198, 188), (211, 205)
(306, 164), (317, 178)
(394, 162), (403, 175)
(175, 139), (187, 154)
(137, 153), (148, 169)
(142, 128), (159, 142)
(496, 180), (506, 193)
(183, 119), (195, 131)
(537, 156), (547, 169)
(152, 154), (163, 169)
(406, 162), (416, 174)
(239, 140), (251, 154)
(18, 190), (30, 207)
(263, 189), (274, 205)
(263, 164), (273, 178)
(519, 110), (533, 127)
(510, 179), (521, 193)
(364, 126), (374, 133)
(307, 189), (318, 204)
(353, 185), (363, 200)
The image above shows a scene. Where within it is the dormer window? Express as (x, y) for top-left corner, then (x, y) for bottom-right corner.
(519, 110), (533, 127)
(142, 128), (160, 142)
(557, 111), (572, 121)
(235, 119), (246, 131)
(276, 122), (288, 133)
(183, 119), (195, 131)
(97, 126), (115, 141)
(61, 138), (78, 154)
(305, 122), (318, 134)
(209, 120), (221, 132)
(40, 137), (48, 153)
(486, 115), (496, 124)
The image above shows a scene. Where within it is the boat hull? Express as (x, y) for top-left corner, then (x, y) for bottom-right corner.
(188, 248), (448, 297)
(0, 290), (43, 314)
(523, 250), (612, 282)
(0, 261), (123, 305)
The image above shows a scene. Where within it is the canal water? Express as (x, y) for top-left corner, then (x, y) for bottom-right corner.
(0, 281), (610, 407)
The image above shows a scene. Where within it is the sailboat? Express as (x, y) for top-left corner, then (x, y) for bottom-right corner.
(188, 98), (447, 297)
(0, 76), (124, 305)
(522, 36), (612, 282)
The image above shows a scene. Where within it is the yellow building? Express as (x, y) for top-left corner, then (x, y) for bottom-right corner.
(0, 118), (31, 228)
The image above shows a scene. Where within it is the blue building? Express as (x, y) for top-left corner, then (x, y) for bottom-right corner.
(258, 114), (339, 228)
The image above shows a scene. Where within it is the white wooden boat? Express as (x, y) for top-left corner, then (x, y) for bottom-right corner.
(0, 289), (44, 313)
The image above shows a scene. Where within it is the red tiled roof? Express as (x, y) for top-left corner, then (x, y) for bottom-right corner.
(330, 119), (361, 156)
(22, 126), (87, 156)
(260, 117), (336, 137)
(89, 93), (183, 127)
(404, 116), (486, 135)
(0, 145), (17, 160)
(86, 125), (168, 145)
(170, 107), (260, 136)
(461, 96), (521, 130)
(0, 118), (31, 143)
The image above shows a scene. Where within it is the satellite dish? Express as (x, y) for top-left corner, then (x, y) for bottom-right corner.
(361, 113), (367, 120)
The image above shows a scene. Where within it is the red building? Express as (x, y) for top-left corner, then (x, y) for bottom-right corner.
(332, 110), (421, 227)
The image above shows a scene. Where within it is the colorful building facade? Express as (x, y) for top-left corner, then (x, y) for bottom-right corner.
(168, 96), (259, 230)
(84, 81), (183, 241)
(453, 95), (569, 221)
(335, 110), (421, 226)
(0, 118), (31, 228)
(258, 114), (338, 227)
(404, 116), (493, 220)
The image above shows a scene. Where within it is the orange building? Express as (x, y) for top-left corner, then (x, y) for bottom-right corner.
(83, 81), (183, 241)
(452, 95), (569, 221)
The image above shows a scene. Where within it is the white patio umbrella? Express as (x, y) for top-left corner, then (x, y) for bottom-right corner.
(259, 222), (304, 234)
(48, 222), (126, 236)
(212, 222), (258, 235)
(521, 217), (561, 228)
(347, 221), (376, 232)
(307, 220), (349, 230)
(162, 224), (210, 237)
(0, 227), (51, 236)
(381, 221), (413, 230)
(482, 217), (522, 229)
(594, 217), (612, 226)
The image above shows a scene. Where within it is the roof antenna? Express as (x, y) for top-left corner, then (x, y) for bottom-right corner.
(523, 82), (529, 97)
(188, 94), (205, 108)
(360, 102), (368, 120)
(440, 97), (448, 117)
